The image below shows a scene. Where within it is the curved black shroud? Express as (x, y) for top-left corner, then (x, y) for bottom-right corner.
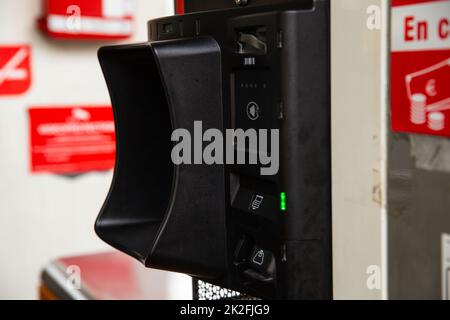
(96, 37), (227, 278)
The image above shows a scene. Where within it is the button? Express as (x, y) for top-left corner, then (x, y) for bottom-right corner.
(246, 101), (261, 121)
(234, 70), (274, 131)
(231, 187), (277, 221)
(242, 247), (276, 283)
(249, 194), (264, 211)
(252, 249), (265, 266)
(248, 247), (275, 275)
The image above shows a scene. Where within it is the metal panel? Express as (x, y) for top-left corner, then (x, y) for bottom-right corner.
(388, 133), (450, 299)
(331, 0), (390, 300)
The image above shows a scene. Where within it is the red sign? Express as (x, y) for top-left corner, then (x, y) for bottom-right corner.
(29, 106), (116, 174)
(391, 0), (450, 136)
(37, 0), (134, 40)
(0, 45), (31, 95)
(176, 0), (185, 15)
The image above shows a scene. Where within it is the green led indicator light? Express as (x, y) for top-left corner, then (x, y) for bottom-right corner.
(280, 192), (287, 211)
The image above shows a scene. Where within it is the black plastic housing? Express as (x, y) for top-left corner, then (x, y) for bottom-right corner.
(96, 0), (331, 299)
(97, 38), (227, 278)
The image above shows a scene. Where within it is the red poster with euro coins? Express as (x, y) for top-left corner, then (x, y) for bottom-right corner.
(391, 0), (450, 136)
(29, 106), (116, 174)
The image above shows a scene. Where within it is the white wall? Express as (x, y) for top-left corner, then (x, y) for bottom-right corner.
(331, 0), (389, 299)
(0, 0), (174, 299)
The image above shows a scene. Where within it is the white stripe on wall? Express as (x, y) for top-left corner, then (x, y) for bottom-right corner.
(47, 14), (132, 36)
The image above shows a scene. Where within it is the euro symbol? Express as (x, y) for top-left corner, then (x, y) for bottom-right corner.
(426, 79), (437, 97)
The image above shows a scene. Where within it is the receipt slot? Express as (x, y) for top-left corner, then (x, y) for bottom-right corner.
(96, 0), (331, 299)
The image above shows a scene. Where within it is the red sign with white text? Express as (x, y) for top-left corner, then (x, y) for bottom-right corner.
(38, 0), (134, 40)
(391, 0), (450, 136)
(29, 106), (116, 174)
(0, 45), (31, 95)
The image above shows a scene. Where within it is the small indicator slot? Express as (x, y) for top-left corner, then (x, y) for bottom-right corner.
(162, 23), (174, 34)
(236, 26), (267, 55)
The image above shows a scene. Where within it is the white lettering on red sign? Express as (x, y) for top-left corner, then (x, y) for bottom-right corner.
(392, 0), (450, 52)
(29, 106), (116, 174)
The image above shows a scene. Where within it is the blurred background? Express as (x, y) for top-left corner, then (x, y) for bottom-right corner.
(0, 0), (193, 300)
